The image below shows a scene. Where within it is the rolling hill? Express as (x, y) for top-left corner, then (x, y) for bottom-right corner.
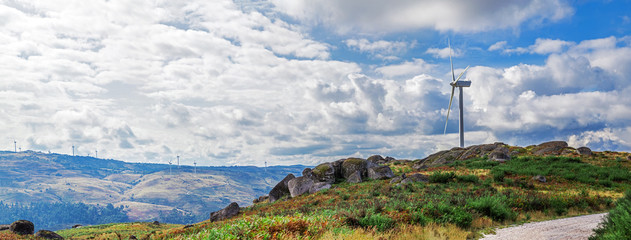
(0, 150), (305, 228)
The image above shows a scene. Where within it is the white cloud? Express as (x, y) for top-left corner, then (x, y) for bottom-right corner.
(466, 36), (631, 151)
(375, 59), (436, 78)
(488, 41), (507, 51)
(426, 47), (462, 59)
(271, 0), (573, 34)
(345, 38), (413, 59)
(2, 0), (630, 168)
(489, 38), (573, 55)
(531, 38), (574, 54)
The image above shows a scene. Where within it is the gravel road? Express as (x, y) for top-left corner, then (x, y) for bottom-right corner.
(481, 213), (608, 240)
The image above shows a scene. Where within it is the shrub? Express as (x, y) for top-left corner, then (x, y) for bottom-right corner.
(468, 196), (517, 222)
(456, 174), (479, 184)
(492, 169), (506, 182)
(550, 197), (568, 215)
(429, 172), (456, 183)
(411, 211), (431, 226)
(424, 202), (472, 228)
(358, 214), (395, 232)
(590, 191), (631, 240)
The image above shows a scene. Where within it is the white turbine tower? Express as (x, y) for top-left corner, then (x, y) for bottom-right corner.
(444, 39), (471, 148)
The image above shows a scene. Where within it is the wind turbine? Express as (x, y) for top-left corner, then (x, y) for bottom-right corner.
(168, 159), (173, 175)
(13, 140), (16, 152)
(444, 39), (471, 148)
(193, 159), (197, 175)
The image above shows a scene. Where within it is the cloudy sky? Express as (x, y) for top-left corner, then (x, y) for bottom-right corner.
(1, 0), (630, 166)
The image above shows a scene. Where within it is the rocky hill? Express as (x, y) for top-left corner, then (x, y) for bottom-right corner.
(0, 151), (305, 224)
(3, 141), (631, 239)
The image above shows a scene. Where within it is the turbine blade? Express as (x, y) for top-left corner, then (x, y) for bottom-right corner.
(449, 39), (455, 82)
(455, 65), (470, 82)
(444, 86), (456, 135)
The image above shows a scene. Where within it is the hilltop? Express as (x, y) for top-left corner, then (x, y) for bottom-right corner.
(2, 141), (631, 239)
(0, 151), (305, 230)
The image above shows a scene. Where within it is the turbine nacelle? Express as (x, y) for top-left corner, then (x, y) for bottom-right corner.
(450, 80), (471, 88)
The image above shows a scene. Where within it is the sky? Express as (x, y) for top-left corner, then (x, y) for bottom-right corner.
(1, 0), (630, 166)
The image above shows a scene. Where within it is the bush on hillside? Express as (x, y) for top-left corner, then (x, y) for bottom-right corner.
(590, 191), (631, 240)
(468, 196), (517, 222)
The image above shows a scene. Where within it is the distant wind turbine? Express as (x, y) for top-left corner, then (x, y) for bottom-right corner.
(444, 39), (472, 148)
(193, 159), (197, 175)
(13, 140), (16, 152)
(168, 159), (173, 175)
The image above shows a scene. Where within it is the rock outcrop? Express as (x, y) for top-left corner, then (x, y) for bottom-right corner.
(35, 230), (64, 239)
(10, 220), (34, 235)
(532, 141), (568, 156)
(367, 165), (395, 180)
(341, 158), (368, 180)
(0, 224), (9, 231)
(532, 175), (547, 183)
(264, 156), (396, 201)
(252, 195), (269, 204)
(413, 142), (512, 169)
(309, 182), (331, 194)
(268, 173), (295, 202)
(209, 202), (240, 222)
(399, 173), (429, 185)
(577, 147), (592, 156)
(311, 163), (336, 184)
(288, 176), (314, 197)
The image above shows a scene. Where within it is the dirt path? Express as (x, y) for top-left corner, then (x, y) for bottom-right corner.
(481, 213), (607, 240)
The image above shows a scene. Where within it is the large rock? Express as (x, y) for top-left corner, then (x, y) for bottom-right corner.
(413, 148), (467, 169)
(0, 224), (9, 231)
(311, 163), (336, 184)
(489, 147), (510, 162)
(367, 166), (394, 180)
(302, 168), (313, 178)
(309, 182), (331, 194)
(368, 155), (394, 165)
(268, 173), (295, 202)
(532, 141), (568, 156)
(389, 173), (405, 184)
(399, 173), (429, 185)
(346, 171), (363, 183)
(209, 202), (240, 222)
(10, 220), (34, 235)
(367, 155), (385, 164)
(532, 175), (547, 183)
(341, 158), (368, 179)
(35, 230), (64, 239)
(331, 159), (346, 179)
(288, 176), (314, 197)
(252, 195), (269, 204)
(576, 147), (592, 156)
(459, 142), (507, 160)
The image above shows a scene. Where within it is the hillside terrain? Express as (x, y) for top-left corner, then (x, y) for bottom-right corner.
(2, 141), (631, 239)
(0, 151), (305, 229)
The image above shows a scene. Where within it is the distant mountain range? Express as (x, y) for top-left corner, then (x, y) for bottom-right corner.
(0, 151), (305, 222)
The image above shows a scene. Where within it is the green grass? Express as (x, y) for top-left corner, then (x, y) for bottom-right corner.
(49, 152), (631, 240)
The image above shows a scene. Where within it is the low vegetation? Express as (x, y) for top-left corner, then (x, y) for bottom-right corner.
(590, 191), (631, 240)
(3, 148), (630, 239)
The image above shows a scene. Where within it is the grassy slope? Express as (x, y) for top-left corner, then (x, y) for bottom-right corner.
(42, 147), (631, 240)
